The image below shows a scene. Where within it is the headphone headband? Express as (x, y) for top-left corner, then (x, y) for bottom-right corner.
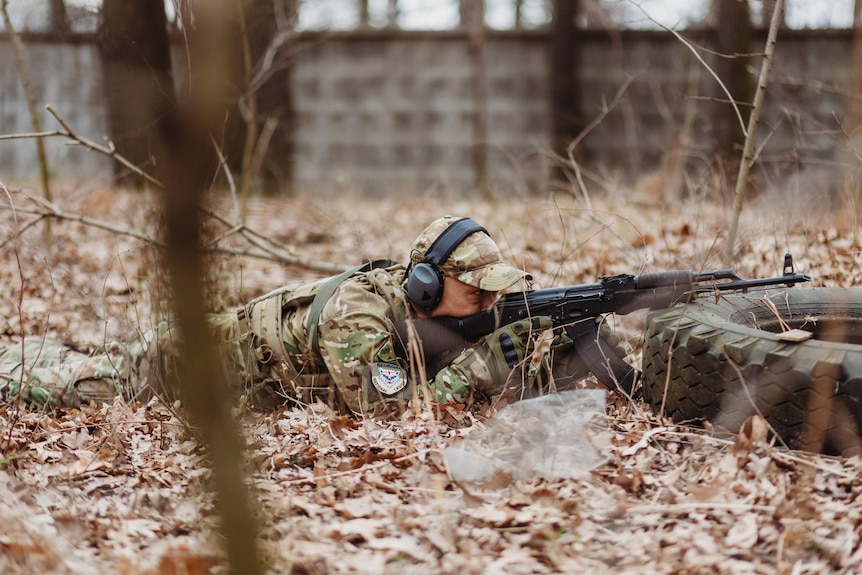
(422, 217), (488, 267)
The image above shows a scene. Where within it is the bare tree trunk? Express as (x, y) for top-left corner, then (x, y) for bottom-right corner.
(238, 4), (258, 202)
(98, 0), (176, 187)
(359, 0), (370, 27)
(458, 0), (491, 199)
(841, 0), (862, 228)
(225, 0), (297, 198)
(551, 0), (582, 184)
(387, 0), (398, 27)
(847, 0), (862, 125)
(460, 0), (478, 27)
(49, 0), (69, 34)
(0, 0), (53, 245)
(847, 0), (862, 132)
(712, 0), (754, 198)
(463, 0), (489, 198)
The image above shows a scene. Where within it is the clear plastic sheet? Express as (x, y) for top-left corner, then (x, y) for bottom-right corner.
(444, 389), (609, 482)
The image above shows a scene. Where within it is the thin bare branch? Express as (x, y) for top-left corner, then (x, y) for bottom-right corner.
(633, 6), (748, 138)
(562, 76), (636, 210)
(14, 184), (153, 239)
(724, 0), (785, 264)
(0, 108), (348, 275)
(0, 190), (346, 273)
(211, 134), (243, 222)
(0, 130), (67, 141)
(45, 105), (164, 188)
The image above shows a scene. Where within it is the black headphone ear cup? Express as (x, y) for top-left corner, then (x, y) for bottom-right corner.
(405, 262), (445, 311)
(406, 218), (486, 312)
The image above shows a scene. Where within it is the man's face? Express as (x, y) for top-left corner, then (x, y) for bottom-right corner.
(426, 277), (497, 318)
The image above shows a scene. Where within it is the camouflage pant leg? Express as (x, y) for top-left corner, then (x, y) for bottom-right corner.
(121, 314), (284, 408)
(149, 314), (299, 407)
(0, 336), (147, 409)
(0, 314), (296, 410)
(132, 314), (256, 405)
(0, 314), (246, 409)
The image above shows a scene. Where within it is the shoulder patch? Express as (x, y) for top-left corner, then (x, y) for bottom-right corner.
(370, 362), (408, 396)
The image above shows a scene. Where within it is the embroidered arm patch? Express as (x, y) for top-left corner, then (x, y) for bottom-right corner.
(370, 362), (408, 395)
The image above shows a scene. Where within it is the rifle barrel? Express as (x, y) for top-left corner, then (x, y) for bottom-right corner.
(693, 273), (812, 292)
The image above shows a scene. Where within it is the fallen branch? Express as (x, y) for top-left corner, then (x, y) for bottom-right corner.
(1, 188), (159, 247)
(0, 191), (345, 273)
(0, 109), (349, 275)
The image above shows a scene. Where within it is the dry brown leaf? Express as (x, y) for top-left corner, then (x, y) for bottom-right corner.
(1, 190), (861, 574)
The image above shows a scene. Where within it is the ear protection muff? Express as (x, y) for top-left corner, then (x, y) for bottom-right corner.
(405, 217), (488, 311)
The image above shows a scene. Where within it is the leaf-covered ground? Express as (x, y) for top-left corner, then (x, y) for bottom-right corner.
(0, 183), (861, 574)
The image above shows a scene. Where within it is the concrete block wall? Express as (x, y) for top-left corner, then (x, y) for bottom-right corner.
(291, 33), (550, 197)
(0, 40), (111, 182)
(578, 30), (853, 192)
(0, 30), (854, 197)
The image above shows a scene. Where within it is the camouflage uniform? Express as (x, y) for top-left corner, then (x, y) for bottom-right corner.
(0, 216), (600, 413)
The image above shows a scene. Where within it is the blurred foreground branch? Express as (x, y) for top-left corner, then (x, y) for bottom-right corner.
(155, 1), (263, 571)
(159, 121), (264, 574)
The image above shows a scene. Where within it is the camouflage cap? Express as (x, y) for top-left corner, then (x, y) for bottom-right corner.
(410, 216), (523, 291)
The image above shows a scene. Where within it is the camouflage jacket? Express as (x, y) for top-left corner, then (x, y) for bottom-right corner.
(0, 265), (528, 413)
(240, 263), (413, 412)
(241, 263), (486, 413)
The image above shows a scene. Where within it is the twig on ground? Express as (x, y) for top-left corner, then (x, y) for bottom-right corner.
(0, 179), (26, 450)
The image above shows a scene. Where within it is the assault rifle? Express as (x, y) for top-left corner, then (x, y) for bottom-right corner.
(397, 254), (811, 394)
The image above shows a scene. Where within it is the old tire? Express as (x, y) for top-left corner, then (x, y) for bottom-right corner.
(642, 288), (862, 455)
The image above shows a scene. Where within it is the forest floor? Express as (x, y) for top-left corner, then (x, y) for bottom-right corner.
(0, 181), (861, 574)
